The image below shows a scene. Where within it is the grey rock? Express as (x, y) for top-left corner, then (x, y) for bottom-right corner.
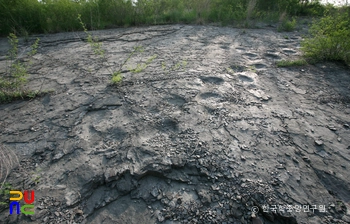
(151, 187), (159, 197)
(197, 189), (212, 205)
(32, 209), (49, 221)
(328, 126), (337, 131)
(315, 140), (323, 146)
(251, 213), (263, 224)
(342, 215), (350, 223)
(302, 156), (311, 163)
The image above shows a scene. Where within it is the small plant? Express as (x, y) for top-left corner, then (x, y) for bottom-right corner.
(26, 90), (40, 98)
(226, 67), (234, 74)
(30, 168), (42, 185)
(79, 13), (117, 82)
(78, 14), (105, 57)
(111, 72), (123, 84)
(0, 33), (40, 103)
(128, 54), (158, 73)
(276, 59), (307, 67)
(247, 65), (256, 72)
(0, 182), (12, 207)
(161, 62), (167, 70)
(278, 17), (297, 32)
(182, 60), (188, 68)
(161, 59), (188, 74)
(78, 14), (154, 84)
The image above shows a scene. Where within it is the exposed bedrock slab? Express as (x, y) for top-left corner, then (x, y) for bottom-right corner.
(0, 25), (349, 224)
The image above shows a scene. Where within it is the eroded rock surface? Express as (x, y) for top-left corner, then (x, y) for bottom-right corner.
(0, 25), (349, 224)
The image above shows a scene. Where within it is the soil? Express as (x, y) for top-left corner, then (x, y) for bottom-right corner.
(0, 23), (349, 224)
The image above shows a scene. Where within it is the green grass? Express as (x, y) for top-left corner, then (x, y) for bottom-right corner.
(0, 0), (330, 36)
(0, 90), (41, 103)
(276, 59), (308, 67)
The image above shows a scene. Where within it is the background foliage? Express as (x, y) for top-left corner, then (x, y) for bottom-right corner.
(0, 0), (349, 65)
(0, 0), (329, 35)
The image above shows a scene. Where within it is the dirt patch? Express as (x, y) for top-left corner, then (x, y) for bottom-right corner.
(0, 24), (350, 224)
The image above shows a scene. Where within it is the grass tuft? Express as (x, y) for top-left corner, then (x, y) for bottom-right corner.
(111, 72), (123, 84)
(276, 59), (308, 67)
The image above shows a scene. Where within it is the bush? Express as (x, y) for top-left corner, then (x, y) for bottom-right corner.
(278, 17), (297, 32)
(301, 8), (350, 65)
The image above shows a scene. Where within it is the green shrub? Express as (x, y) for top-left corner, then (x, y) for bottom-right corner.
(295, 0), (328, 16)
(278, 17), (297, 32)
(301, 8), (350, 65)
(0, 33), (42, 103)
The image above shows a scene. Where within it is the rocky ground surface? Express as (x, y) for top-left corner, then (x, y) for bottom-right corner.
(0, 23), (349, 224)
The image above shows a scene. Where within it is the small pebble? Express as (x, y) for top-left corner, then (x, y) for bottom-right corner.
(315, 139), (323, 146)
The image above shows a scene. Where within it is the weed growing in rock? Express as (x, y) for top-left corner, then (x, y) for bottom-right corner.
(111, 72), (123, 84)
(0, 33), (42, 103)
(276, 59), (307, 67)
(0, 182), (12, 207)
(30, 168), (42, 185)
(129, 54), (158, 73)
(226, 67), (234, 74)
(78, 14), (154, 84)
(78, 14), (105, 57)
(247, 65), (257, 72)
(161, 60), (188, 75)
